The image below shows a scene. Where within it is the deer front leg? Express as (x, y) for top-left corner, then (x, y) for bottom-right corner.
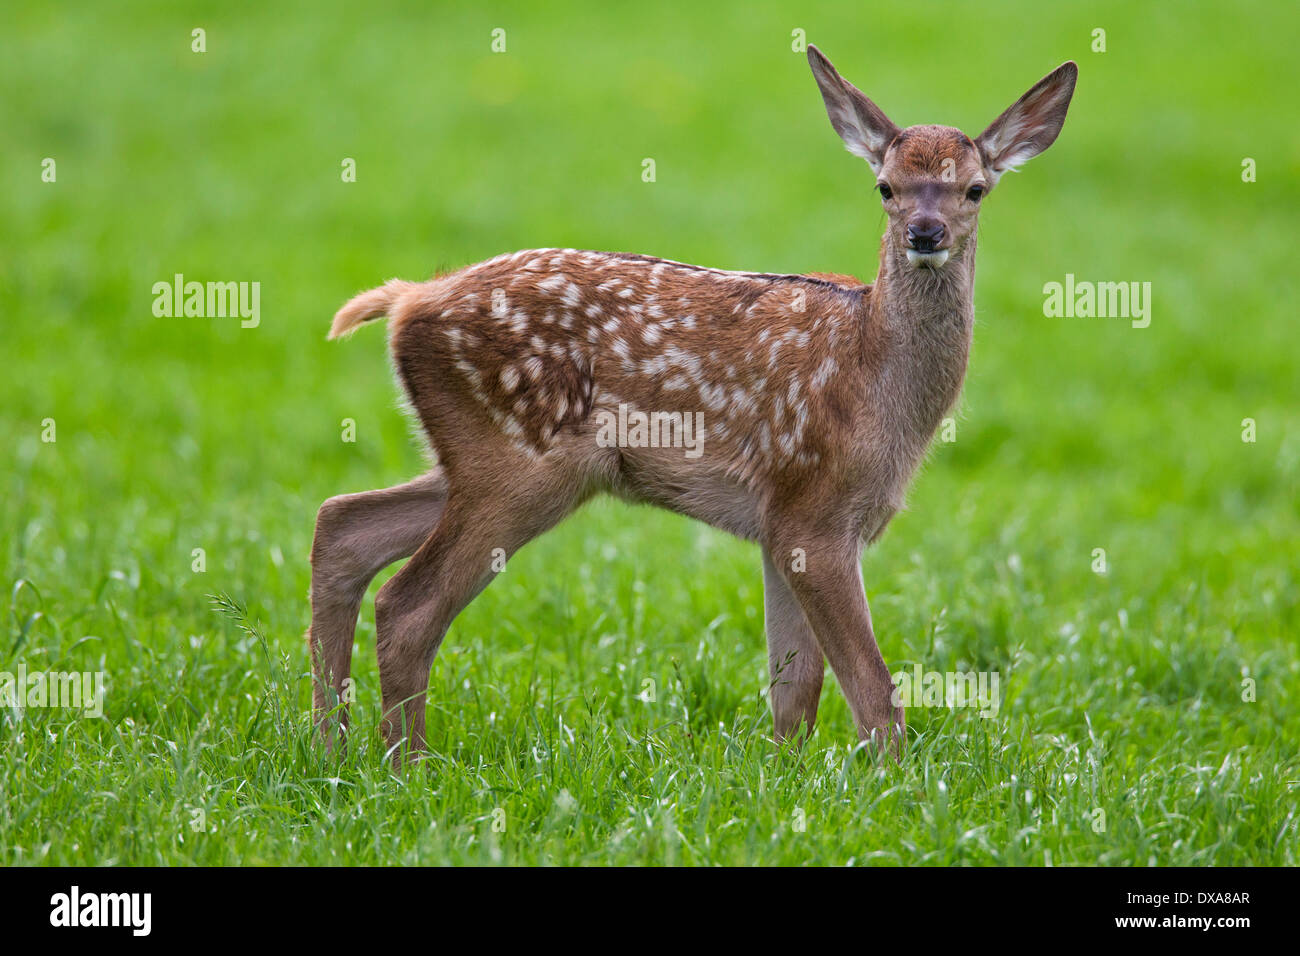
(762, 547), (824, 744)
(308, 469), (448, 751)
(771, 528), (904, 756)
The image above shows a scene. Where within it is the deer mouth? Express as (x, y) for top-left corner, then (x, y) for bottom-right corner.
(905, 249), (950, 269)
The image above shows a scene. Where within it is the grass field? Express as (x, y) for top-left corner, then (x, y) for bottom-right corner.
(2, 0), (1297, 865)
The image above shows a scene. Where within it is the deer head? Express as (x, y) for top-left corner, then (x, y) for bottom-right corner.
(808, 45), (1077, 271)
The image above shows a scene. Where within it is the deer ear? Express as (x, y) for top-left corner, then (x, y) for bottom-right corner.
(976, 62), (1078, 184)
(807, 45), (900, 173)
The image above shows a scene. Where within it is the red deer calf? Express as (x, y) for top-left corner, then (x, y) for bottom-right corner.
(309, 46), (1077, 762)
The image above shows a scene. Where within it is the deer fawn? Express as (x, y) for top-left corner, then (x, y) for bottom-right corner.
(309, 46), (1077, 763)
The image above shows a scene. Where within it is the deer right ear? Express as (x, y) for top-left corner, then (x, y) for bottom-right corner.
(976, 61), (1078, 185)
(807, 45), (900, 173)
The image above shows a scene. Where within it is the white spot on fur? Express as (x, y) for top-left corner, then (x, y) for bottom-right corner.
(729, 387), (755, 415)
(811, 356), (838, 390)
(701, 383), (727, 411)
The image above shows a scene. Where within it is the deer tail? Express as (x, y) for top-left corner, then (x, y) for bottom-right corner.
(328, 279), (418, 339)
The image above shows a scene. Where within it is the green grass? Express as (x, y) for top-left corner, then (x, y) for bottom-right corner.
(2, 0), (1297, 865)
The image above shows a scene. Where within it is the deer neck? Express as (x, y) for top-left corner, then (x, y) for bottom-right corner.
(866, 235), (977, 446)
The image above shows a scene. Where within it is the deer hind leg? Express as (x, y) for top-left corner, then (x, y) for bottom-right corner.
(308, 469), (449, 751)
(762, 547), (825, 745)
(373, 451), (591, 764)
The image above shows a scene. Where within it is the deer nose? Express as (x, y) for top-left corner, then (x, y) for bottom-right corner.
(906, 219), (946, 253)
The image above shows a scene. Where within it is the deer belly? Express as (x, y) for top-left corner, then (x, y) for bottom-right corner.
(610, 444), (764, 541)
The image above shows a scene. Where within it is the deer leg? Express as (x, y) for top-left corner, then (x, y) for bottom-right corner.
(373, 457), (587, 764)
(308, 469), (449, 750)
(771, 529), (904, 756)
(762, 547), (824, 744)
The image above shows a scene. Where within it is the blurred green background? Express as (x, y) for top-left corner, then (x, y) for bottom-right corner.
(1, 1), (1297, 864)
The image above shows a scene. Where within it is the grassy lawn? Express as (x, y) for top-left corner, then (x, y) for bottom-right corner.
(2, 0), (1297, 865)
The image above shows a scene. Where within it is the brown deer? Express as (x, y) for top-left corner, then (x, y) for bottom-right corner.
(308, 46), (1077, 763)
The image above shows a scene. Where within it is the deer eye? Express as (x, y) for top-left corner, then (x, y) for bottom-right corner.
(877, 183), (893, 201)
(966, 185), (986, 202)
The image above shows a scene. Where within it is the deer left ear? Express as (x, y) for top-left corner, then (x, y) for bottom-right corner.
(808, 45), (901, 174)
(976, 61), (1077, 185)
